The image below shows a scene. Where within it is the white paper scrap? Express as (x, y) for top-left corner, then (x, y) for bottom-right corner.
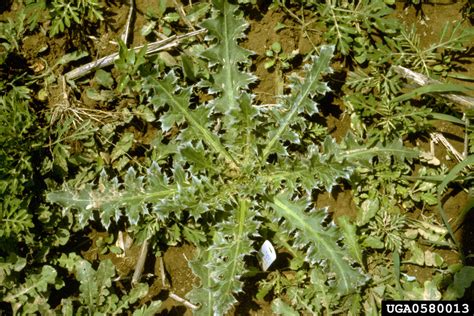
(259, 240), (276, 271)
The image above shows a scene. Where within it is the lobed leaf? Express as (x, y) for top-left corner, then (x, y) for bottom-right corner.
(188, 199), (259, 315)
(339, 134), (419, 164)
(58, 254), (149, 314)
(270, 193), (367, 295)
(444, 266), (474, 300)
(47, 162), (176, 229)
(338, 216), (364, 268)
(0, 199), (34, 238)
(200, 0), (256, 114)
(262, 45), (334, 160)
(146, 71), (239, 169)
(4, 265), (57, 314)
(265, 134), (417, 193)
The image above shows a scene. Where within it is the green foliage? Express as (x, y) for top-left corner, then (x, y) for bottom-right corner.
(262, 45), (334, 159)
(264, 41), (298, 70)
(141, 0), (185, 37)
(271, 193), (367, 294)
(2, 0), (473, 314)
(24, 0), (48, 31)
(115, 41), (148, 94)
(317, 0), (398, 63)
(57, 254), (150, 315)
(2, 265), (58, 315)
(444, 266), (474, 299)
(49, 0), (104, 36)
(13, 0), (105, 38)
(46, 0), (438, 313)
(48, 163), (179, 229)
(188, 199), (259, 315)
(200, 0), (256, 115)
(272, 298), (299, 315)
(436, 155), (474, 255)
(390, 21), (474, 75)
(0, 11), (25, 62)
(0, 85), (42, 241)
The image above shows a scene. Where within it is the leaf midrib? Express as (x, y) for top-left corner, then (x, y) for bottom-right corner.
(156, 81), (240, 170)
(273, 197), (353, 292)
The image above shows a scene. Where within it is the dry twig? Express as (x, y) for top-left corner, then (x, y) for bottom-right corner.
(463, 115), (469, 159)
(65, 29), (206, 81)
(171, 0), (196, 32)
(393, 65), (474, 111)
(169, 292), (199, 310)
(131, 239), (149, 285)
(430, 132), (464, 162)
(159, 256), (168, 288)
(157, 256), (197, 310)
(121, 0), (135, 45)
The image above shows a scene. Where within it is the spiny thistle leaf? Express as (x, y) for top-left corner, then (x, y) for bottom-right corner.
(179, 141), (219, 174)
(146, 71), (239, 169)
(270, 193), (367, 295)
(200, 0), (256, 114)
(275, 135), (418, 192)
(76, 259), (115, 311)
(338, 216), (364, 268)
(186, 249), (216, 316)
(338, 134), (419, 163)
(199, 0), (259, 165)
(221, 92), (261, 164)
(300, 142), (354, 192)
(188, 199), (259, 315)
(262, 45), (334, 160)
(47, 162), (177, 229)
(264, 151), (353, 194)
(263, 136), (355, 193)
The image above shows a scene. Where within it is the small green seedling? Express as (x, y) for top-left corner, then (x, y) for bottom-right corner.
(264, 41), (298, 70)
(141, 0), (180, 37)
